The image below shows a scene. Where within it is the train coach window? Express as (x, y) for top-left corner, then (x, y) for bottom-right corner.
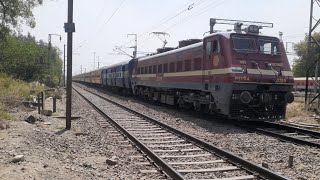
(185, 59), (191, 71)
(145, 66), (148, 74)
(194, 58), (202, 70)
(158, 64), (163, 73)
(164, 63), (168, 73)
(149, 66), (152, 74)
(153, 65), (157, 74)
(169, 62), (175, 72)
(177, 61), (183, 72)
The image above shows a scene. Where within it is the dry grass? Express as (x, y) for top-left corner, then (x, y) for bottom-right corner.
(0, 74), (44, 121)
(286, 102), (312, 119)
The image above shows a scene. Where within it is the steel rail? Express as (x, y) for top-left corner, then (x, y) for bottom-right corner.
(75, 84), (289, 180)
(244, 121), (320, 148)
(73, 86), (186, 180)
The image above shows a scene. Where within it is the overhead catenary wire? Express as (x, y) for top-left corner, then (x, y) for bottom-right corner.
(73, 0), (127, 53)
(137, 0), (225, 49)
(117, 0), (210, 50)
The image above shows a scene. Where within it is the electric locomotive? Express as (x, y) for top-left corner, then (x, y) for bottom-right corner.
(132, 18), (294, 120)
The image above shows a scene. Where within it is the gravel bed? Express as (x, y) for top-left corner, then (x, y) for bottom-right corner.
(79, 84), (320, 180)
(75, 86), (257, 179)
(0, 89), (166, 180)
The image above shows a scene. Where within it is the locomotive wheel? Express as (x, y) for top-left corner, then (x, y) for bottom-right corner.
(193, 100), (201, 112)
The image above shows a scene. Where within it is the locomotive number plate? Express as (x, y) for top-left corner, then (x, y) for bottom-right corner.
(275, 78), (287, 83)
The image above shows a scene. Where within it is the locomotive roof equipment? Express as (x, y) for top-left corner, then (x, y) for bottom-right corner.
(209, 18), (274, 34)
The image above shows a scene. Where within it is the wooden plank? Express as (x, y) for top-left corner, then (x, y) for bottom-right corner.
(130, 155), (144, 158)
(127, 128), (163, 131)
(168, 160), (223, 166)
(168, 160), (225, 165)
(148, 144), (193, 148)
(140, 170), (158, 173)
(177, 166), (239, 173)
(109, 134), (122, 136)
(194, 175), (256, 180)
(135, 162), (152, 165)
(132, 130), (168, 134)
(282, 132), (298, 135)
(153, 148), (202, 153)
(139, 136), (177, 140)
(143, 140), (185, 144)
(134, 133), (172, 137)
(293, 135), (311, 138)
(307, 138), (320, 142)
(118, 140), (130, 143)
(161, 153), (211, 158)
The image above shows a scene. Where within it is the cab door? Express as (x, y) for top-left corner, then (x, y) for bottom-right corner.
(203, 35), (221, 91)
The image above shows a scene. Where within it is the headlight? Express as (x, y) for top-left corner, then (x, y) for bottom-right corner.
(240, 91), (253, 104)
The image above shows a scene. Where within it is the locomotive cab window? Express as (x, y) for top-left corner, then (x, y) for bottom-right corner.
(206, 40), (220, 55)
(232, 36), (257, 53)
(258, 38), (281, 55)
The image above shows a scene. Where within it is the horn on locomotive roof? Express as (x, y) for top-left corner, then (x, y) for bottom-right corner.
(209, 18), (273, 34)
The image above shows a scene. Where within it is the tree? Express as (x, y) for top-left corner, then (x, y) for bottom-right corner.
(0, 0), (43, 38)
(0, 34), (63, 86)
(292, 32), (320, 77)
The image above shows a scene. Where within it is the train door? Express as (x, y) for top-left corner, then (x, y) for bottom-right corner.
(123, 65), (128, 88)
(156, 63), (163, 82)
(203, 35), (221, 91)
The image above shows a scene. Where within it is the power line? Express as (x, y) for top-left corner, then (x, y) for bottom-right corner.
(164, 0), (227, 32)
(73, 0), (127, 53)
(102, 0), (127, 27)
(117, 0), (210, 49)
(137, 0), (225, 48)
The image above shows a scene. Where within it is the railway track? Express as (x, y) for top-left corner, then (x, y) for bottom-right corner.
(73, 84), (288, 180)
(243, 121), (320, 148)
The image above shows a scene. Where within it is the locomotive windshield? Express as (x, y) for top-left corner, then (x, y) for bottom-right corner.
(258, 38), (281, 55)
(232, 36), (257, 53)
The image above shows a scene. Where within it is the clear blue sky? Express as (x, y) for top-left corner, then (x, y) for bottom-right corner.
(23, 0), (318, 75)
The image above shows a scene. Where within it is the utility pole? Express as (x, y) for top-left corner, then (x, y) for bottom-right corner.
(127, 34), (137, 58)
(305, 0), (320, 107)
(63, 44), (66, 87)
(93, 52), (96, 70)
(98, 56), (100, 69)
(64, 0), (75, 130)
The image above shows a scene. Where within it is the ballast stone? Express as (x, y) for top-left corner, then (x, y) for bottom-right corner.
(11, 155), (25, 163)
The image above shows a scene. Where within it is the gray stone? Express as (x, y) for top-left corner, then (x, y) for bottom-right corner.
(41, 110), (53, 116)
(262, 162), (269, 169)
(43, 163), (48, 168)
(105, 157), (117, 166)
(25, 115), (37, 124)
(44, 122), (51, 125)
(11, 155), (25, 163)
(82, 162), (92, 168)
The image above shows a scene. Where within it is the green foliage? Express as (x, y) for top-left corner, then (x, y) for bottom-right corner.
(292, 32), (320, 77)
(0, 0), (43, 38)
(0, 74), (48, 120)
(0, 74), (28, 120)
(0, 34), (63, 86)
